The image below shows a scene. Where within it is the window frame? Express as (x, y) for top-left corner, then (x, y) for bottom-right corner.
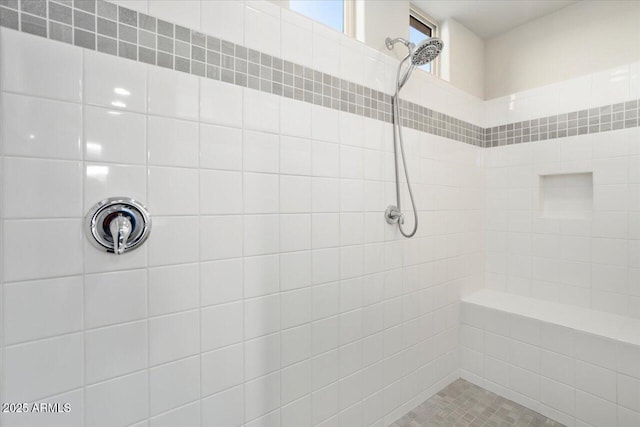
(344, 0), (356, 37)
(409, 5), (440, 76)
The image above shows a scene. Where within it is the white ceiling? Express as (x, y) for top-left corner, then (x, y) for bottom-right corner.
(412, 0), (577, 39)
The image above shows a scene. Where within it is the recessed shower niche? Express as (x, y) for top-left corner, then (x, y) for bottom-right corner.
(539, 172), (593, 219)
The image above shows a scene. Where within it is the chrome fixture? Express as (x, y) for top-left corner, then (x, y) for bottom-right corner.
(85, 197), (151, 255)
(384, 36), (444, 238)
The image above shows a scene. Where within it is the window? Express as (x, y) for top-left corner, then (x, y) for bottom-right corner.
(409, 7), (438, 74)
(290, 0), (344, 33)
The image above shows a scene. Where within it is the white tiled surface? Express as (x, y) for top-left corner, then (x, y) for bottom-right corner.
(461, 291), (640, 427)
(485, 61), (640, 127)
(0, 22), (483, 427)
(485, 123), (640, 318)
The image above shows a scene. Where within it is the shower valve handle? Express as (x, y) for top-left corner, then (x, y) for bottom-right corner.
(385, 205), (404, 225)
(109, 214), (132, 255)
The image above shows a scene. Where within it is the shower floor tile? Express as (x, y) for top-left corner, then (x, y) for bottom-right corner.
(390, 379), (565, 427)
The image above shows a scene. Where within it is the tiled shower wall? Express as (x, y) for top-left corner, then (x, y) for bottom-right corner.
(484, 64), (640, 318)
(0, 1), (485, 426)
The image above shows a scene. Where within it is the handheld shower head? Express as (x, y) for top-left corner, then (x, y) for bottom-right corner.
(386, 35), (445, 91)
(411, 38), (444, 66)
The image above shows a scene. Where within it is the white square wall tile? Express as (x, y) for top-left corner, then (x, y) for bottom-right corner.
(84, 237), (148, 274)
(149, 310), (200, 366)
(1, 28), (82, 101)
(245, 371), (280, 422)
(281, 136), (312, 176)
(280, 214), (311, 252)
(200, 0), (245, 45)
(312, 248), (340, 285)
(200, 78), (244, 128)
(200, 123), (243, 171)
(281, 288), (312, 329)
(244, 214), (279, 256)
(201, 385), (245, 427)
(280, 98), (312, 138)
(148, 116), (199, 168)
(202, 344), (244, 396)
(201, 302), (244, 352)
(148, 0), (200, 30)
(575, 390), (617, 427)
(84, 107), (146, 164)
(149, 216), (199, 266)
(281, 324), (312, 368)
(312, 213), (340, 249)
(200, 170), (243, 214)
(148, 167), (199, 215)
(312, 105), (340, 143)
(149, 263), (199, 316)
(281, 361), (312, 406)
(200, 258), (244, 306)
(4, 333), (83, 402)
(244, 130), (280, 173)
(85, 321), (148, 384)
(340, 146), (364, 179)
(281, 19), (313, 67)
(618, 374), (640, 412)
(280, 250), (312, 292)
(4, 277), (83, 345)
(340, 112), (364, 147)
(4, 219), (83, 282)
(200, 215), (243, 261)
(312, 316), (340, 355)
(244, 173), (280, 214)
(244, 88), (280, 133)
(84, 49), (147, 113)
(591, 65), (630, 107)
(539, 377), (575, 417)
(244, 333), (281, 380)
(148, 66), (199, 120)
(1, 93), (82, 160)
(244, 295), (280, 339)
(85, 269), (147, 329)
(3, 158), (82, 219)
(575, 360), (617, 402)
(244, 254), (280, 298)
(149, 356), (200, 416)
(84, 163), (147, 211)
(312, 178), (340, 212)
(313, 33), (340, 76)
(311, 382), (339, 425)
(245, 2), (281, 57)
(86, 371), (148, 427)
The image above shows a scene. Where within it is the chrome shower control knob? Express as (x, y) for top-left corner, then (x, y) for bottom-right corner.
(85, 197), (151, 255)
(385, 205), (404, 225)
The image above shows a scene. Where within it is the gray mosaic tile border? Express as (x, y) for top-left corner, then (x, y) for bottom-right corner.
(0, 0), (485, 146)
(485, 100), (640, 147)
(0, 0), (637, 148)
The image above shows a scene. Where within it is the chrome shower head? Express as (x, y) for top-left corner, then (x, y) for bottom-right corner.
(411, 38), (444, 66)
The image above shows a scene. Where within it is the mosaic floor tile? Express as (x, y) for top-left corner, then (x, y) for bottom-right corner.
(391, 379), (565, 427)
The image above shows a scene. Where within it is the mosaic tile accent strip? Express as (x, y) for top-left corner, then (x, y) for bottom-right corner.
(485, 99), (640, 147)
(0, 0), (637, 148)
(0, 0), (485, 146)
(391, 379), (566, 427)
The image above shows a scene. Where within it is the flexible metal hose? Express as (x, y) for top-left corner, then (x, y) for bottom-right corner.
(391, 55), (419, 238)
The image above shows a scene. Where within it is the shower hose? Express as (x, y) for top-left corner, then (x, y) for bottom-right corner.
(391, 58), (419, 238)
